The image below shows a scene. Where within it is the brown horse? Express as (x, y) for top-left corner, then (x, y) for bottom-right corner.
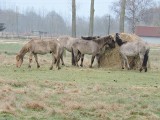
(72, 35), (115, 68)
(16, 38), (63, 70)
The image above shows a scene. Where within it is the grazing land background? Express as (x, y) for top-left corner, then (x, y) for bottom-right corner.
(0, 38), (160, 120)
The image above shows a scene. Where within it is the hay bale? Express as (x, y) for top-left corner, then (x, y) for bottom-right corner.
(100, 33), (142, 69)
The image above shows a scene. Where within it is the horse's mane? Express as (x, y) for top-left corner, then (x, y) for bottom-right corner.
(81, 36), (100, 40)
(18, 42), (31, 58)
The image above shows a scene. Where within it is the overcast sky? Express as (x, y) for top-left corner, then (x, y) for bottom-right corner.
(0, 0), (118, 18)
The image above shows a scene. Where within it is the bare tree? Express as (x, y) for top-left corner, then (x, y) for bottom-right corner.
(119, 0), (126, 32)
(88, 0), (94, 36)
(112, 0), (154, 33)
(0, 23), (5, 31)
(72, 0), (76, 37)
(126, 0), (154, 33)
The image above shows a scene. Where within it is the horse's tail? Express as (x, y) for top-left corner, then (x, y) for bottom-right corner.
(71, 47), (76, 66)
(142, 49), (149, 68)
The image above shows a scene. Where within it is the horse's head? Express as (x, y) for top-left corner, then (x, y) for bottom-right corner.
(115, 33), (126, 46)
(16, 54), (23, 68)
(105, 35), (116, 48)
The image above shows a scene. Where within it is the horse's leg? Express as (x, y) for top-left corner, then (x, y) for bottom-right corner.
(34, 54), (40, 68)
(50, 54), (61, 70)
(60, 50), (65, 66)
(72, 49), (79, 67)
(56, 53), (61, 70)
(75, 54), (79, 67)
(80, 54), (84, 67)
(139, 54), (144, 72)
(71, 49), (76, 66)
(122, 54), (130, 70)
(28, 52), (33, 68)
(121, 58), (125, 69)
(56, 57), (61, 70)
(50, 53), (56, 70)
(89, 55), (95, 68)
(61, 54), (65, 66)
(96, 54), (101, 68)
(126, 58), (130, 70)
(120, 53), (125, 69)
(54, 57), (57, 64)
(76, 51), (81, 66)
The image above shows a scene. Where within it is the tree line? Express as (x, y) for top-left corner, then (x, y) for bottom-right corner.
(0, 0), (159, 37)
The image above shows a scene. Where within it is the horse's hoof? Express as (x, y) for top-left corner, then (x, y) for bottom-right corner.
(37, 66), (40, 68)
(28, 66), (31, 68)
(122, 67), (124, 69)
(72, 63), (76, 66)
(89, 66), (92, 68)
(80, 64), (83, 67)
(139, 68), (143, 72)
(58, 67), (61, 70)
(145, 68), (147, 72)
(62, 63), (65, 66)
(50, 67), (53, 70)
(127, 68), (131, 70)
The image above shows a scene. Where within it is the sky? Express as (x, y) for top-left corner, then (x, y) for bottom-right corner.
(0, 0), (118, 19)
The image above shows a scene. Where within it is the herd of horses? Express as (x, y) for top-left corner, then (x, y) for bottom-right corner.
(16, 33), (150, 72)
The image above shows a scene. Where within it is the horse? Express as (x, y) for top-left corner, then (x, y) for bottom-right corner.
(57, 36), (100, 66)
(115, 33), (150, 72)
(56, 36), (79, 65)
(72, 35), (116, 68)
(16, 38), (63, 70)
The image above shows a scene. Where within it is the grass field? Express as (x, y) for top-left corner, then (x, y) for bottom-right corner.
(0, 38), (160, 120)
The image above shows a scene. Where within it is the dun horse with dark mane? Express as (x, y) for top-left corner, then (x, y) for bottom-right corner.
(72, 35), (115, 68)
(57, 36), (100, 66)
(16, 38), (63, 70)
(115, 33), (150, 72)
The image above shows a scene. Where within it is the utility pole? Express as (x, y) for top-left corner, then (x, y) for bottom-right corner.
(119, 0), (126, 33)
(72, 0), (76, 37)
(16, 6), (19, 36)
(107, 15), (110, 35)
(88, 0), (94, 36)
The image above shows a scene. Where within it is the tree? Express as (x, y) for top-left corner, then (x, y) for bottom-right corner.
(112, 0), (154, 33)
(119, 0), (126, 33)
(72, 0), (76, 37)
(88, 0), (94, 36)
(0, 23), (5, 31)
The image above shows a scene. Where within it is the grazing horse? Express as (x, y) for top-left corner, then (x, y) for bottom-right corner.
(72, 35), (115, 68)
(16, 38), (63, 70)
(115, 33), (150, 72)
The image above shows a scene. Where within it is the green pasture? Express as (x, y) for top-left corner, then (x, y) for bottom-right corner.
(0, 40), (160, 120)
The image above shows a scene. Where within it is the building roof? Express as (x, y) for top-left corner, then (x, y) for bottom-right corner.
(135, 26), (160, 37)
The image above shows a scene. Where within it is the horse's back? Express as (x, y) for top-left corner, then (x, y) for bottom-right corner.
(72, 39), (99, 55)
(57, 36), (78, 52)
(29, 38), (60, 54)
(120, 41), (149, 56)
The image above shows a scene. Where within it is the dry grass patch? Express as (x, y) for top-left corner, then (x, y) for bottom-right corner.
(24, 101), (46, 111)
